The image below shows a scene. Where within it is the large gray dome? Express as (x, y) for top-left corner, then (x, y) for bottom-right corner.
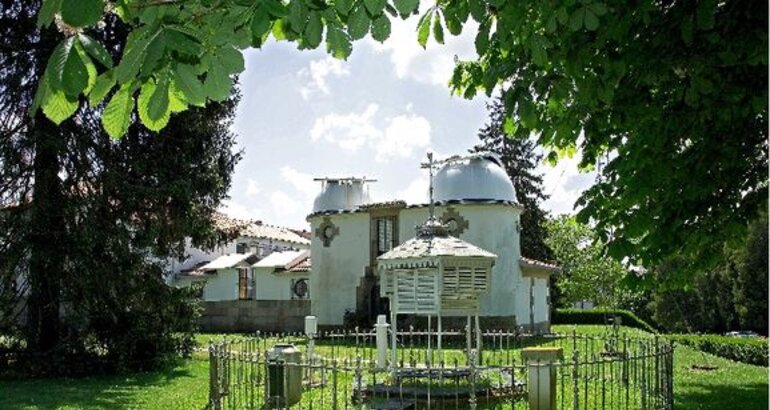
(433, 154), (515, 202)
(312, 178), (372, 212)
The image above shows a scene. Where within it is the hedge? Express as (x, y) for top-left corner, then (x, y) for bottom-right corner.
(667, 334), (768, 366)
(552, 308), (658, 333)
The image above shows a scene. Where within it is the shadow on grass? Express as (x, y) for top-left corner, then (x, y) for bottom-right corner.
(0, 359), (205, 410)
(675, 381), (769, 410)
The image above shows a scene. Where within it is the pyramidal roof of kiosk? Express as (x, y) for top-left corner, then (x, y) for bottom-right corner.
(378, 219), (496, 262)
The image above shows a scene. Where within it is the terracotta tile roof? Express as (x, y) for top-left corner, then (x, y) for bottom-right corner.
(212, 212), (310, 246)
(286, 253), (311, 272)
(520, 257), (560, 271)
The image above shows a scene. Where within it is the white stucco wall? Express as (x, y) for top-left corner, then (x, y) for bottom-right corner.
(173, 269), (240, 301)
(201, 268), (239, 301)
(399, 203), (524, 319)
(253, 267), (309, 300)
(308, 213), (370, 325)
(533, 277), (549, 323)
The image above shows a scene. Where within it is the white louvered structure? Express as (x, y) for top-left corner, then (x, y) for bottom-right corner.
(377, 218), (497, 369)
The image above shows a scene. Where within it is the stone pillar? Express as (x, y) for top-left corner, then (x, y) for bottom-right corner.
(521, 347), (564, 410)
(375, 314), (389, 369)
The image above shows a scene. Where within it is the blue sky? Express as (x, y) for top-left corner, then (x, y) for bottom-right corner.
(221, 16), (595, 229)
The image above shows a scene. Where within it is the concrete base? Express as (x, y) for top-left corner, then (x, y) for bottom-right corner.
(198, 300), (311, 332)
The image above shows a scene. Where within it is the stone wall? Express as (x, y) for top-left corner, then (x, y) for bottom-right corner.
(198, 300), (311, 333)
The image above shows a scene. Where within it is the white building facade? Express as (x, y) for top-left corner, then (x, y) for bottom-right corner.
(308, 154), (557, 332)
(169, 212), (311, 302)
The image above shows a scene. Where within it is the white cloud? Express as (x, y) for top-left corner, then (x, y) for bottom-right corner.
(310, 104), (432, 162)
(368, 13), (478, 86)
(245, 178), (261, 198)
(310, 103), (381, 151)
(540, 154), (596, 216)
(270, 191), (301, 217)
(396, 176), (429, 205)
(298, 56), (351, 100)
(376, 113), (431, 162)
(280, 166), (317, 199)
(220, 199), (263, 221)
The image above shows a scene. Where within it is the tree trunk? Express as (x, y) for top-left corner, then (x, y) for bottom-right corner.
(26, 114), (65, 353)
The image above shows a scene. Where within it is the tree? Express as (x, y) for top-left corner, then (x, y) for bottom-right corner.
(649, 209), (767, 335)
(0, 0), (241, 371)
(732, 211), (768, 335)
(473, 96), (551, 261)
(544, 215), (626, 308)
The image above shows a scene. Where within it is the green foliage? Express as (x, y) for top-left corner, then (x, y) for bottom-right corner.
(449, 0), (768, 279)
(649, 210), (768, 335)
(552, 308), (657, 333)
(60, 0), (103, 28)
(733, 211), (769, 334)
(668, 334), (768, 367)
(545, 215), (627, 307)
(102, 81), (135, 139)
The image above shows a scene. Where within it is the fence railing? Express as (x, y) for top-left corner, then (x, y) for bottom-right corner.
(208, 329), (674, 409)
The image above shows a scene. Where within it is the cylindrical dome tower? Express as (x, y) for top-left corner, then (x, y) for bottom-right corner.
(312, 177), (373, 213)
(433, 154), (516, 202)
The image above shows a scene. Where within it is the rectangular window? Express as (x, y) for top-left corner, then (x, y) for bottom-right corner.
(238, 268), (250, 300)
(236, 243), (249, 254)
(375, 217), (396, 256)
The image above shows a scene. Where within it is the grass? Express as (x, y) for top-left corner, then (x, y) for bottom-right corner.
(0, 326), (766, 409)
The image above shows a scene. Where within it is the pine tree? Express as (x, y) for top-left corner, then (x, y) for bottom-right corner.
(474, 96), (552, 261)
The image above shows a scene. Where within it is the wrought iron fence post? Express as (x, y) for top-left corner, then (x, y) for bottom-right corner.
(209, 342), (222, 410)
(332, 358), (339, 410)
(572, 350), (579, 410)
(354, 356), (363, 409)
(469, 349), (478, 410)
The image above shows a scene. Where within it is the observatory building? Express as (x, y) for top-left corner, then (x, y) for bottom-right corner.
(307, 153), (557, 332)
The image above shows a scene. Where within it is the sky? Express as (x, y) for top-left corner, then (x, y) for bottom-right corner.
(221, 15), (595, 230)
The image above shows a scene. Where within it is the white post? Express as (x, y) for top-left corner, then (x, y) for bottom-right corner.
(305, 315), (317, 365)
(375, 314), (389, 369)
(466, 315), (472, 360)
(475, 314), (482, 360)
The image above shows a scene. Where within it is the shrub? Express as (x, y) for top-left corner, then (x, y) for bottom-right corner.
(667, 334), (768, 366)
(552, 308), (658, 333)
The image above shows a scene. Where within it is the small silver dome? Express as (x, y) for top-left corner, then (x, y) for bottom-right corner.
(433, 154), (515, 202)
(312, 178), (372, 212)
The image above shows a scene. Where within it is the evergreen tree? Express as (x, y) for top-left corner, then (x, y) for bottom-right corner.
(0, 0), (240, 372)
(474, 96), (552, 261)
(733, 211), (768, 335)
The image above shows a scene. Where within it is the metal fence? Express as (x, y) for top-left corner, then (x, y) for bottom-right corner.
(208, 328), (674, 409)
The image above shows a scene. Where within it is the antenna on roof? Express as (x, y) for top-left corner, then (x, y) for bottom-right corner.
(421, 151), (436, 221)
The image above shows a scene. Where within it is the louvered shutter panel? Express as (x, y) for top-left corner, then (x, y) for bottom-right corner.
(458, 267), (474, 294)
(473, 267), (488, 292)
(381, 270), (394, 297)
(443, 267), (458, 294)
(415, 270), (438, 314)
(396, 270), (416, 313)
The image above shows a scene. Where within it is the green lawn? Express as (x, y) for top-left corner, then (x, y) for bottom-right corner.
(0, 326), (766, 409)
